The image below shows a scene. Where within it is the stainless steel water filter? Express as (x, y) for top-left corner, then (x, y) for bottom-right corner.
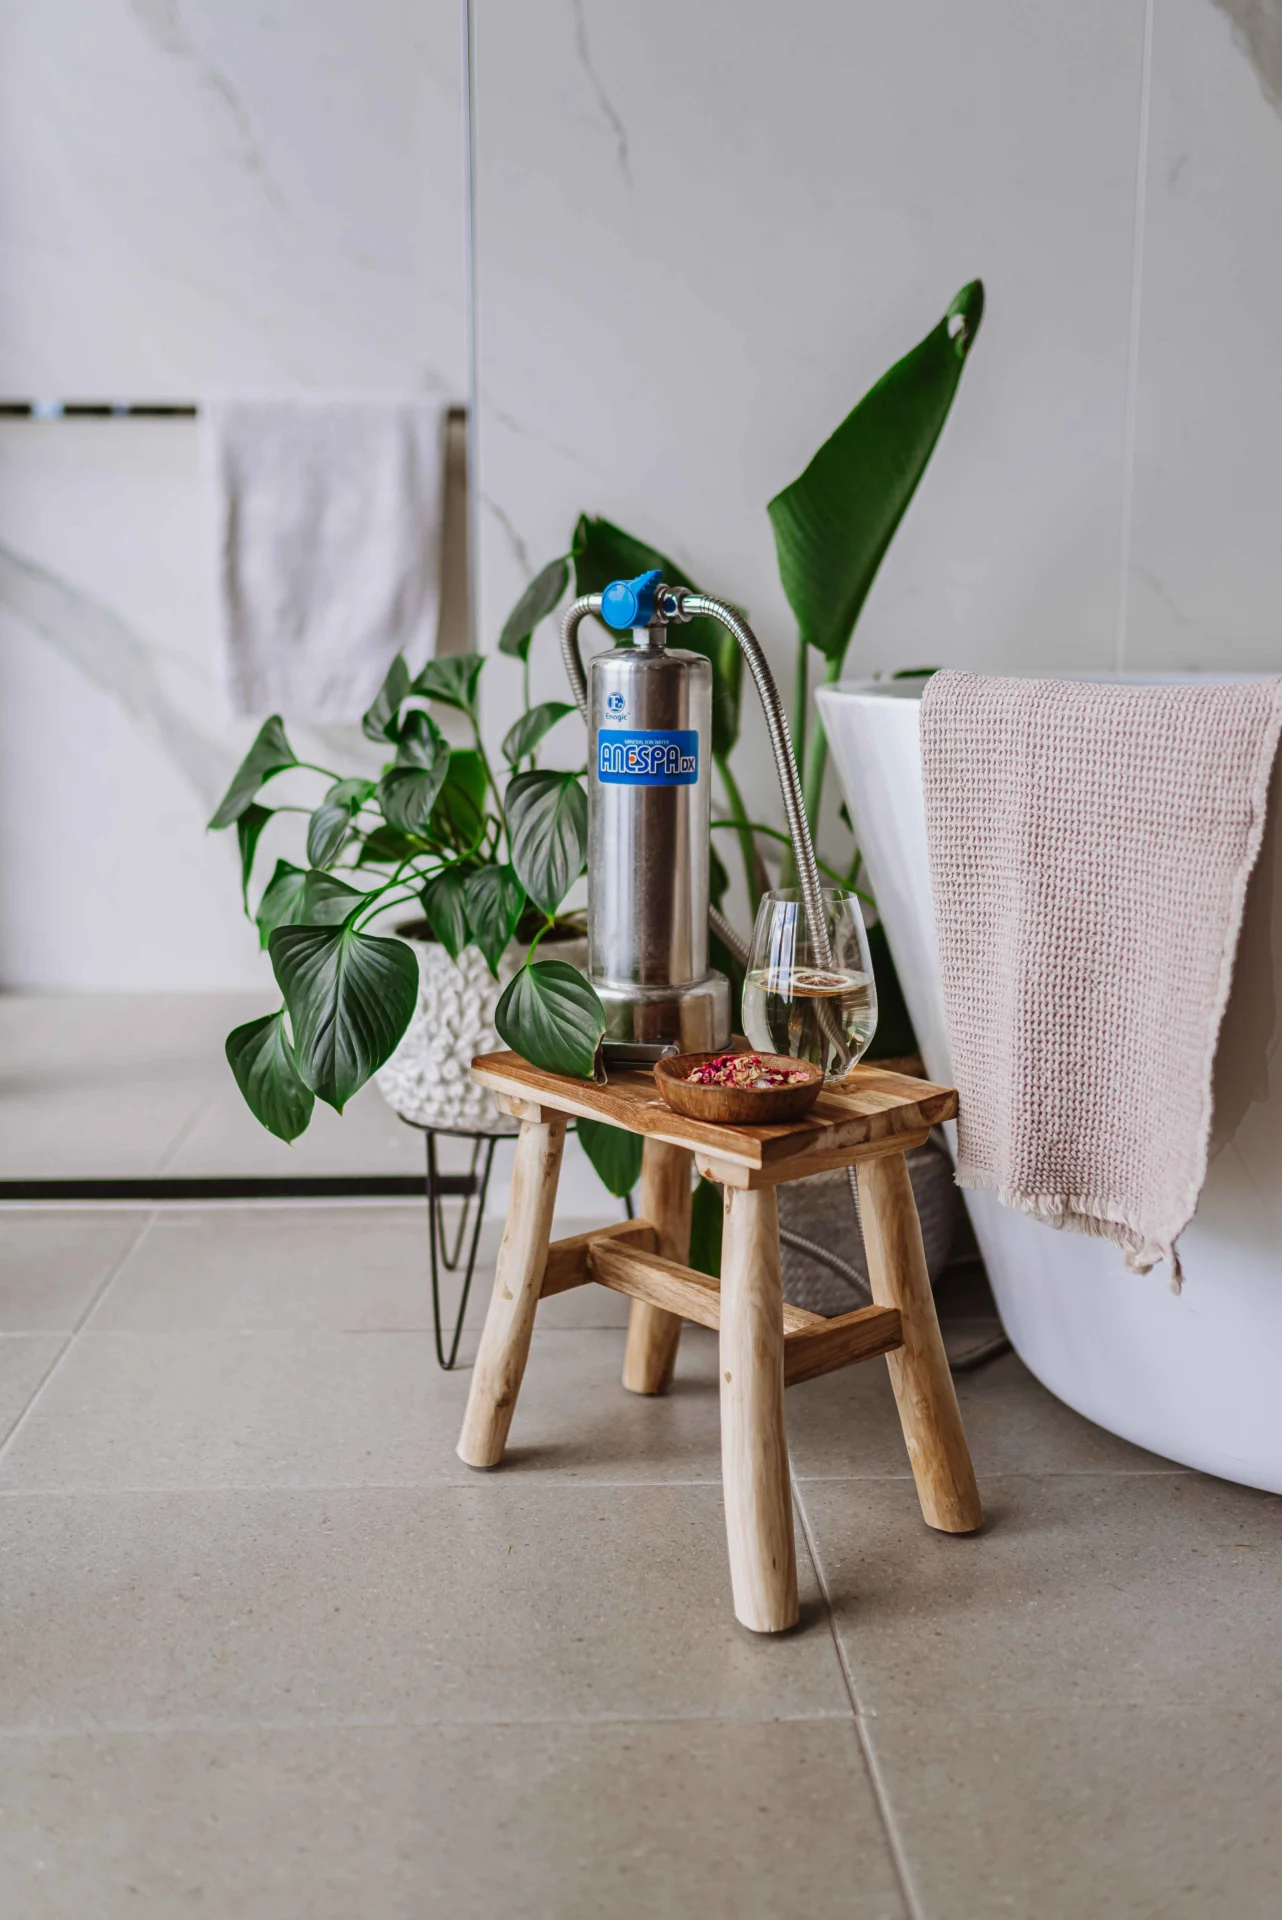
(586, 622), (730, 1058)
(562, 568), (832, 1065)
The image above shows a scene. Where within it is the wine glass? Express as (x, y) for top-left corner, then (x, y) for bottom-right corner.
(742, 887), (878, 1080)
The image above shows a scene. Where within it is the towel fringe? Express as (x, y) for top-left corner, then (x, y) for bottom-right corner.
(954, 1171), (1183, 1288)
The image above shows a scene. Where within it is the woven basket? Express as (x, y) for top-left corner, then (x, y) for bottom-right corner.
(778, 1138), (958, 1317)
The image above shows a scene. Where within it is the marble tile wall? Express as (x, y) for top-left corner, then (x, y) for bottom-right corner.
(0, 0), (466, 989)
(2, 0), (1280, 994)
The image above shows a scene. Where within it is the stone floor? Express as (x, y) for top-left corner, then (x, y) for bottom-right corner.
(1, 1197), (1280, 1917)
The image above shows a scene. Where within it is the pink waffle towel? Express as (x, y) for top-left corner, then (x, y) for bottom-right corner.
(921, 672), (1282, 1280)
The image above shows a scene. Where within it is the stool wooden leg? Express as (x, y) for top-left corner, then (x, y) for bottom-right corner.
(857, 1151), (983, 1533)
(719, 1183), (798, 1633)
(622, 1139), (692, 1395)
(457, 1114), (566, 1469)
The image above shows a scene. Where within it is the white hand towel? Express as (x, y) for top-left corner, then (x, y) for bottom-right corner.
(921, 671), (1282, 1281)
(207, 397), (446, 720)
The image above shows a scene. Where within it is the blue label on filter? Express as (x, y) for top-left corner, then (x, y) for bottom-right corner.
(596, 728), (699, 785)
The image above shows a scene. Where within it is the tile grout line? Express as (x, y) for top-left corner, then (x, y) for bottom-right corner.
(0, 1210), (159, 1463)
(1113, 0), (1155, 674)
(793, 1483), (927, 1920)
(152, 1084), (223, 1177)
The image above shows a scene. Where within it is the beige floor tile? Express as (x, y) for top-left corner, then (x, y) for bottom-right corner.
(0, 1080), (216, 1181)
(0, 1486), (848, 1728)
(0, 1338), (65, 1443)
(798, 1472), (1282, 1714)
(0, 1326), (725, 1489)
(0, 1718), (904, 1920)
(163, 1079), (428, 1178)
(89, 1204), (631, 1333)
(0, 1210), (149, 1330)
(870, 1702), (1282, 1919)
(786, 1347), (1180, 1482)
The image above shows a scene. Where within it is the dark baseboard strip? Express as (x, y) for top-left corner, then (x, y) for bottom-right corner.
(0, 1175), (474, 1203)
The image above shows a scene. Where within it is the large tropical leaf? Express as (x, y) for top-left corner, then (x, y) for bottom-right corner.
(421, 868), (469, 962)
(506, 770), (587, 914)
(225, 1009), (315, 1143)
(577, 1118), (642, 1198)
(356, 824), (419, 868)
(688, 1174), (724, 1279)
(395, 707), (449, 773)
(767, 281), (984, 665)
(495, 959), (604, 1078)
(501, 700), (576, 767)
(236, 804), (273, 911)
(463, 863), (525, 974)
(429, 747), (488, 850)
(362, 652), (411, 743)
(498, 555), (570, 661)
(571, 515), (743, 758)
(268, 922), (418, 1111)
(208, 716), (297, 829)
(255, 859), (309, 948)
(378, 763), (450, 838)
(301, 869), (366, 925)
(412, 653), (484, 712)
(306, 800), (353, 871)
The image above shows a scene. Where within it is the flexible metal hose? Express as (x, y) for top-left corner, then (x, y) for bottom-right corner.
(560, 594), (600, 715)
(673, 593), (832, 972)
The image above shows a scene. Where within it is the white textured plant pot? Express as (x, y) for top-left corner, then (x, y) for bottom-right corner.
(376, 935), (587, 1134)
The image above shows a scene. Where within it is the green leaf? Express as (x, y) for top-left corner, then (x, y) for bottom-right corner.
(422, 868), (469, 962)
(395, 707), (449, 772)
(463, 863), (525, 974)
(577, 1118), (642, 1198)
(430, 748), (488, 851)
(225, 1010), (315, 1143)
(326, 777), (377, 809)
(362, 653), (411, 743)
(379, 763), (450, 837)
(709, 840), (730, 912)
(506, 770), (587, 915)
(411, 653), (484, 712)
(301, 869), (366, 925)
(236, 804), (273, 912)
(502, 701), (576, 766)
(767, 281), (984, 664)
(269, 923), (418, 1112)
(494, 959), (604, 1078)
(306, 800), (353, 871)
(209, 716), (298, 829)
(498, 555), (570, 660)
(862, 918), (917, 1061)
(571, 515), (743, 758)
(256, 859), (309, 948)
(688, 1175), (724, 1279)
(356, 825), (419, 867)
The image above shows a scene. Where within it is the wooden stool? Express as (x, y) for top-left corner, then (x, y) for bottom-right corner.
(457, 1052), (983, 1633)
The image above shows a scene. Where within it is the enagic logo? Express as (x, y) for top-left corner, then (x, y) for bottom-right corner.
(596, 728), (699, 786)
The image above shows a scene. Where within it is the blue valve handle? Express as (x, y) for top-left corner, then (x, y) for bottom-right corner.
(600, 569), (663, 631)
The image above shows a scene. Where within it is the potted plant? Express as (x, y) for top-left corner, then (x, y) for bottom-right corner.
(206, 647), (643, 1193)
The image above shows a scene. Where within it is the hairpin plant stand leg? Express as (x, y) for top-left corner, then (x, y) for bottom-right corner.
(424, 1129), (502, 1372)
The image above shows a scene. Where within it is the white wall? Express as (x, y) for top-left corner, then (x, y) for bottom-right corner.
(472, 0), (1282, 888)
(3, 0), (1281, 990)
(0, 0), (467, 989)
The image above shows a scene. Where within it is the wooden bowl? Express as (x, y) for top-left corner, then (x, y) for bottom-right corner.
(653, 1051), (824, 1125)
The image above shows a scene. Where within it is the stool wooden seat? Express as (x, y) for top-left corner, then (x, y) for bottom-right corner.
(457, 1051), (983, 1633)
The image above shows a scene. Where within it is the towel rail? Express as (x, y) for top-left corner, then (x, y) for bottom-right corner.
(0, 402), (467, 421)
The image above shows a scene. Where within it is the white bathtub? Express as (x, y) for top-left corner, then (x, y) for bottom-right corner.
(817, 677), (1282, 1492)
